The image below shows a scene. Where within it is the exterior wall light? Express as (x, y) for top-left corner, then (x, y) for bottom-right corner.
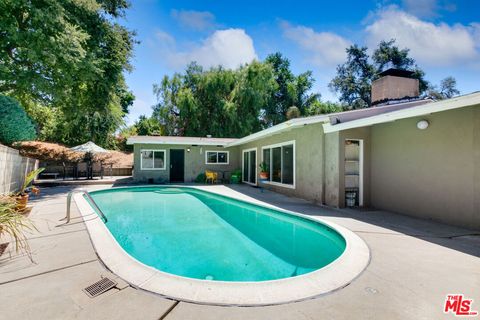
(416, 120), (429, 130)
(187, 148), (191, 153)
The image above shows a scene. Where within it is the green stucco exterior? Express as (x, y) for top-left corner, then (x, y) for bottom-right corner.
(132, 144), (240, 183)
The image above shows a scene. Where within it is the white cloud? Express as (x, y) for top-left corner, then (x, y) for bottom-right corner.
(281, 22), (351, 67)
(155, 30), (175, 46)
(402, 0), (438, 18)
(171, 10), (216, 31)
(154, 29), (258, 70)
(365, 7), (479, 66)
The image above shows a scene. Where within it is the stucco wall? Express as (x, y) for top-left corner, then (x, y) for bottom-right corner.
(235, 123), (325, 203)
(370, 105), (480, 229)
(324, 128), (371, 208)
(132, 144), (240, 183)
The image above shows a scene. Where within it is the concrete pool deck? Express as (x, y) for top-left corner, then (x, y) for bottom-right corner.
(1, 184), (479, 319)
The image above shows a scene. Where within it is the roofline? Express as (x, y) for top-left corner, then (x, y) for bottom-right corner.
(226, 115), (330, 147)
(323, 91), (480, 133)
(126, 137), (235, 146)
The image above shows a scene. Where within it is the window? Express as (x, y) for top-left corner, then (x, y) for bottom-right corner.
(141, 150), (166, 170)
(205, 151), (229, 164)
(261, 141), (295, 188)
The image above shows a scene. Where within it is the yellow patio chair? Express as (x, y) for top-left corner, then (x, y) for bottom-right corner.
(205, 170), (218, 184)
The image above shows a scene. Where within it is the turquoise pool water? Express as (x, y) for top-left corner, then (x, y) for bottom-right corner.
(88, 187), (346, 282)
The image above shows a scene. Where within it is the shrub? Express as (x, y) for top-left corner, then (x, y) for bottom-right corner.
(0, 95), (37, 145)
(195, 173), (206, 183)
(0, 196), (35, 255)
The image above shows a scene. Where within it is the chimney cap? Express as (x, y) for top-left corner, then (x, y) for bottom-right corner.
(378, 68), (415, 78)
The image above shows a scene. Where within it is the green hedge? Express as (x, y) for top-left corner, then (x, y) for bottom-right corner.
(0, 95), (37, 145)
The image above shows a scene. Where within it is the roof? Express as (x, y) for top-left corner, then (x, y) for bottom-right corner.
(126, 92), (480, 147)
(323, 91), (480, 133)
(127, 136), (238, 146)
(228, 100), (431, 146)
(70, 141), (108, 153)
(227, 114), (331, 147)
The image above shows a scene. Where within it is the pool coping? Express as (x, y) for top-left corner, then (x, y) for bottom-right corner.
(74, 185), (370, 306)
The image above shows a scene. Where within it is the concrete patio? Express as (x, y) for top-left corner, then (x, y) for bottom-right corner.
(1, 184), (479, 320)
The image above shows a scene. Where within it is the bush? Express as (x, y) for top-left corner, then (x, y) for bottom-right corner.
(195, 173), (206, 183)
(0, 95), (37, 145)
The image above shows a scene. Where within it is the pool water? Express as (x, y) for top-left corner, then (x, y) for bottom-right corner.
(88, 187), (346, 282)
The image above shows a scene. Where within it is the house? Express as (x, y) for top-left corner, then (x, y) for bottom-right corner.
(127, 69), (480, 230)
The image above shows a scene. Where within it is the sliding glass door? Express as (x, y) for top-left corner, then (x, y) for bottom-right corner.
(242, 148), (257, 185)
(261, 141), (295, 188)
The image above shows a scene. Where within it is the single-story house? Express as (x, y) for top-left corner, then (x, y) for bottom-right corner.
(127, 69), (480, 230)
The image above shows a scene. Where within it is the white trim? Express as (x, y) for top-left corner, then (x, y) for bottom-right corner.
(128, 136), (236, 146)
(205, 150), (230, 165)
(260, 140), (296, 189)
(323, 91), (480, 133)
(227, 115), (330, 147)
(242, 147), (257, 185)
(140, 149), (166, 170)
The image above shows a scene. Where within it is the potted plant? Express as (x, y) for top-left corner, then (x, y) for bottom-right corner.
(0, 196), (35, 257)
(16, 168), (45, 211)
(259, 162), (269, 180)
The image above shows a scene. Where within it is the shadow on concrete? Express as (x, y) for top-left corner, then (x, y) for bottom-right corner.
(224, 184), (480, 258)
(30, 183), (480, 258)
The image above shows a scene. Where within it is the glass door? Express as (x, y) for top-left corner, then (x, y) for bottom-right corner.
(242, 148), (257, 185)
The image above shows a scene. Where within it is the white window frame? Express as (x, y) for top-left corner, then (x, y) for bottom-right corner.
(205, 150), (230, 165)
(242, 147), (257, 186)
(140, 149), (166, 170)
(261, 140), (296, 189)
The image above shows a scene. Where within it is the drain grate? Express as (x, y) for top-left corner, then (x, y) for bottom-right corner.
(83, 277), (117, 298)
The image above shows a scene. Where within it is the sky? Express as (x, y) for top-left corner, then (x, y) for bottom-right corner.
(120, 0), (480, 125)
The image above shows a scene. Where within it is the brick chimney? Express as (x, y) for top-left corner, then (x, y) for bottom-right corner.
(371, 69), (419, 105)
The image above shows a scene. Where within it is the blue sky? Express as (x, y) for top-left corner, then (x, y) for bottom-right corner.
(120, 0), (480, 125)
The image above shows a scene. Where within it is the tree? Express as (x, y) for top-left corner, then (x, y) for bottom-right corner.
(306, 101), (344, 115)
(286, 106), (301, 120)
(329, 45), (376, 109)
(153, 61), (276, 138)
(372, 40), (428, 93)
(426, 76), (460, 100)
(264, 53), (320, 126)
(0, 95), (36, 145)
(135, 115), (164, 136)
(0, 0), (136, 147)
(330, 40), (428, 109)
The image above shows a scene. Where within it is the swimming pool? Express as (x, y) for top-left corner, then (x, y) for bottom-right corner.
(76, 186), (369, 305)
(88, 187), (346, 282)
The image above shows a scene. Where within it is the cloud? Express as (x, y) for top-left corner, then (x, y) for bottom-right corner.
(171, 10), (216, 31)
(155, 30), (175, 46)
(401, 0), (456, 18)
(365, 7), (479, 66)
(154, 29), (258, 70)
(281, 22), (351, 67)
(402, 0), (438, 18)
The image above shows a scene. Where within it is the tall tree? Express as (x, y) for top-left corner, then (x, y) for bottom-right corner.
(426, 76), (460, 100)
(0, 0), (135, 147)
(152, 61), (276, 138)
(329, 45), (376, 109)
(372, 39), (428, 92)
(264, 53), (320, 126)
(330, 40), (428, 109)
